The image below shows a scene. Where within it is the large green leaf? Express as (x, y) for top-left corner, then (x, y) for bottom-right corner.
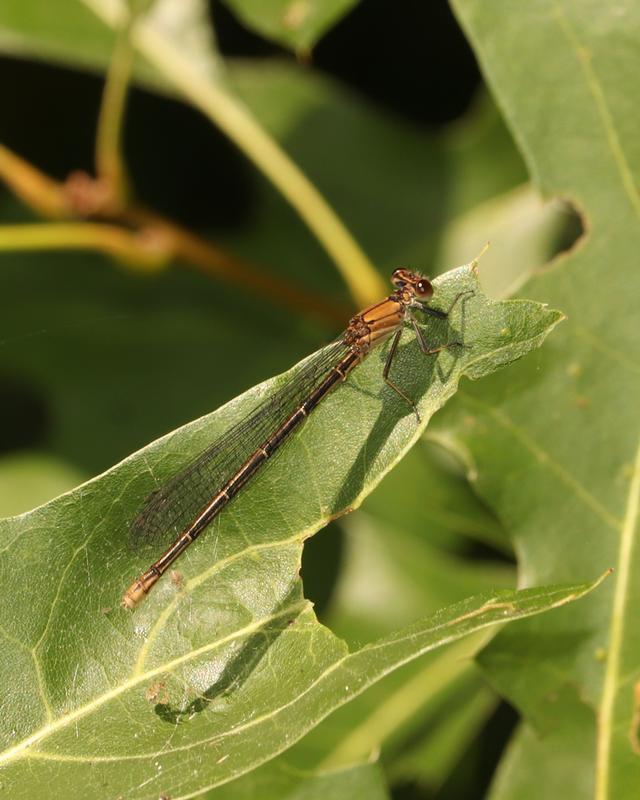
(442, 2), (640, 798)
(0, 265), (575, 798)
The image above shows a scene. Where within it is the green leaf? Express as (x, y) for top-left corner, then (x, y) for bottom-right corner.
(442, 2), (640, 797)
(0, 0), (117, 74)
(0, 565), (603, 799)
(219, 0), (362, 53)
(0, 0), (220, 91)
(0, 266), (571, 797)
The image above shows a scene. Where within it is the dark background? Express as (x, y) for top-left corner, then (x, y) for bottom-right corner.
(0, 0), (482, 456)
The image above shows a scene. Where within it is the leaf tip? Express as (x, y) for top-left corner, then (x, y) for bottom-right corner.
(592, 568), (614, 589)
(545, 307), (567, 331)
(470, 241), (491, 275)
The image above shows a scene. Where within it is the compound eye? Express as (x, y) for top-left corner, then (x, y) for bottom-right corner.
(416, 279), (433, 299)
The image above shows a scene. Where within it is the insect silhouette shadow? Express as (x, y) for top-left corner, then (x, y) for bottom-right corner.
(154, 582), (302, 725)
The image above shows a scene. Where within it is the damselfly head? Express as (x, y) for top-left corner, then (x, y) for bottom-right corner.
(391, 269), (434, 301)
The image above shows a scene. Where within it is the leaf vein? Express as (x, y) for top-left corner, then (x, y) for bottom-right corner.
(553, 3), (640, 219)
(0, 600), (310, 768)
(133, 533), (305, 674)
(459, 391), (621, 530)
(17, 584), (585, 766)
(595, 433), (640, 797)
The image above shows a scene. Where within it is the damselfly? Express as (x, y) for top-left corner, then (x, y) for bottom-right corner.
(122, 269), (470, 608)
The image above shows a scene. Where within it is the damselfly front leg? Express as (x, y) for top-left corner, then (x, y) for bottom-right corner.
(413, 288), (475, 320)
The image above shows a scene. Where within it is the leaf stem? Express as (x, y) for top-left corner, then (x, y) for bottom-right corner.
(87, 1), (385, 305)
(94, 11), (136, 210)
(126, 204), (350, 322)
(0, 144), (69, 218)
(144, 39), (383, 303)
(0, 144), (347, 323)
(0, 222), (170, 269)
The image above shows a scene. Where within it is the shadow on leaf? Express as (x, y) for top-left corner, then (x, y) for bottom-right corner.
(154, 583), (304, 724)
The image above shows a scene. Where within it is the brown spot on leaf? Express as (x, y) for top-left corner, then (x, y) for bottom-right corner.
(145, 681), (169, 704)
